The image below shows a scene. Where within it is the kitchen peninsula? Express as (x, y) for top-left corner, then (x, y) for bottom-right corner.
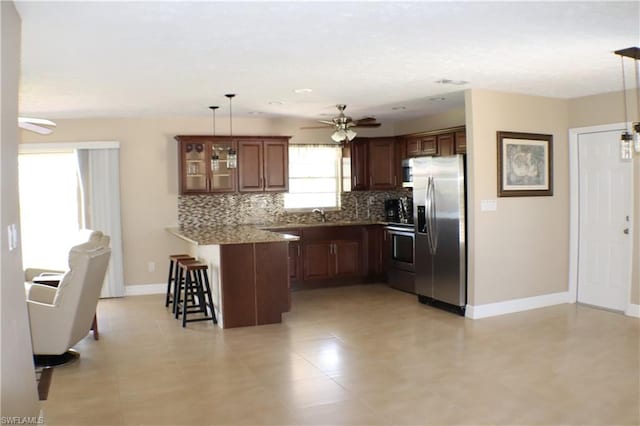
(167, 226), (298, 328)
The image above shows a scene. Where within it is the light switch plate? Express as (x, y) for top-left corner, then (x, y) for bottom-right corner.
(7, 224), (18, 251)
(480, 199), (497, 212)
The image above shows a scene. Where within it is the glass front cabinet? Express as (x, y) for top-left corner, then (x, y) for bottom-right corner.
(176, 136), (238, 194)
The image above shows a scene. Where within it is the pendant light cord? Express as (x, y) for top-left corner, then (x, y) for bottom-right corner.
(225, 94), (235, 139)
(621, 56), (630, 131)
(209, 106), (218, 137)
(635, 58), (640, 126)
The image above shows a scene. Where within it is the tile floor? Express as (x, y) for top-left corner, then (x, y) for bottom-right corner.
(43, 284), (639, 425)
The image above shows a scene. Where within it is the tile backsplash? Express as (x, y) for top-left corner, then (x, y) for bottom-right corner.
(178, 190), (410, 227)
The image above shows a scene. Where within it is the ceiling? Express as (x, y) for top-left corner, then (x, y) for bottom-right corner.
(15, 1), (640, 123)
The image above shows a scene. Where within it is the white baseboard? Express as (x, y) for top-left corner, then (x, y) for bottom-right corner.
(125, 283), (165, 296)
(625, 303), (640, 318)
(466, 291), (571, 319)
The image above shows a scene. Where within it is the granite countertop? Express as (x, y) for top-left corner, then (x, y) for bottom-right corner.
(260, 220), (383, 230)
(167, 220), (388, 246)
(166, 226), (301, 246)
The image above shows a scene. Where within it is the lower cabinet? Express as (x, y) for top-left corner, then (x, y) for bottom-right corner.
(272, 225), (380, 289)
(217, 241), (289, 328)
(288, 241), (302, 282)
(302, 239), (361, 280)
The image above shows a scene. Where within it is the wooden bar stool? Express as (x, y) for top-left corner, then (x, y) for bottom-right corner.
(165, 254), (194, 311)
(176, 260), (217, 327)
(173, 258), (200, 318)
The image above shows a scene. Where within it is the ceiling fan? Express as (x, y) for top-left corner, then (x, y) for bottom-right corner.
(18, 117), (56, 135)
(301, 104), (381, 143)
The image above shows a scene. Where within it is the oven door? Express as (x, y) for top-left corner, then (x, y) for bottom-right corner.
(387, 227), (415, 272)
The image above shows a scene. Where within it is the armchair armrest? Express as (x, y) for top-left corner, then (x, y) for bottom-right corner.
(27, 299), (70, 355)
(26, 284), (57, 304)
(25, 268), (64, 282)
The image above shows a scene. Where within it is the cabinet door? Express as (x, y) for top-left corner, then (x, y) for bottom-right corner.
(406, 137), (421, 157)
(382, 229), (391, 275)
(368, 137), (396, 189)
(350, 138), (368, 190)
(303, 241), (333, 280)
(333, 240), (361, 277)
(395, 137), (406, 188)
(437, 133), (454, 156)
(180, 141), (209, 194)
(288, 241), (301, 282)
(367, 226), (385, 277)
(238, 140), (264, 192)
(264, 140), (288, 192)
(454, 130), (467, 154)
(420, 136), (438, 155)
(210, 141), (237, 192)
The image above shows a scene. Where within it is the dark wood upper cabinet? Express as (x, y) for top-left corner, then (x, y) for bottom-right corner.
(420, 136), (438, 155)
(350, 138), (369, 191)
(437, 133), (454, 156)
(406, 137), (422, 157)
(368, 137), (397, 189)
(237, 139), (264, 192)
(349, 137), (398, 191)
(176, 136), (238, 194)
(399, 126), (466, 160)
(263, 140), (289, 191)
(454, 130), (467, 154)
(176, 135), (288, 195)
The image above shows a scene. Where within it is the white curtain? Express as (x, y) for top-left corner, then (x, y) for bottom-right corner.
(76, 148), (125, 298)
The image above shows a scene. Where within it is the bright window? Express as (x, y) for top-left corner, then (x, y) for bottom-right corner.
(284, 145), (342, 210)
(18, 152), (81, 270)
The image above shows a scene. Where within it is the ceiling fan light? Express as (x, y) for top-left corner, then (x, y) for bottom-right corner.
(346, 129), (357, 141)
(331, 130), (345, 143)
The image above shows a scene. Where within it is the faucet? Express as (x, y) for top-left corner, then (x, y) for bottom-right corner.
(312, 208), (327, 223)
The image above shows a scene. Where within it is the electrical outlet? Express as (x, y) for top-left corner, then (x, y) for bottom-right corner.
(148, 261), (156, 273)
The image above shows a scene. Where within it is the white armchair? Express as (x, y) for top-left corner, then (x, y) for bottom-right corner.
(26, 232), (111, 364)
(24, 228), (104, 282)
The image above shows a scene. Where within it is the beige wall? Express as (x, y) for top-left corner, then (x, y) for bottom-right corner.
(568, 91), (640, 305)
(20, 116), (394, 286)
(465, 89), (570, 305)
(0, 1), (41, 417)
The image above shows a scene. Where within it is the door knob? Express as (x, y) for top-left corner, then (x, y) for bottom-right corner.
(623, 228), (630, 234)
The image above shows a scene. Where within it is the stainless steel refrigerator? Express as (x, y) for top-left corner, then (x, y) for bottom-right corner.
(412, 155), (466, 315)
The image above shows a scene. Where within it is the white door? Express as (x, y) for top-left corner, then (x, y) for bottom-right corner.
(577, 130), (633, 311)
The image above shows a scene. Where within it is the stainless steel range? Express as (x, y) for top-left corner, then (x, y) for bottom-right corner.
(384, 222), (415, 294)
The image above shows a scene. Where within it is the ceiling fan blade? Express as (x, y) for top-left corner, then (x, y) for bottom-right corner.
(356, 117), (377, 123)
(18, 121), (54, 135)
(353, 123), (382, 128)
(317, 120), (336, 125)
(300, 125), (334, 129)
(18, 117), (56, 127)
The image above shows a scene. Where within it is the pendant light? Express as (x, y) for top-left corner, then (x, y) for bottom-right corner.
(225, 93), (238, 169)
(614, 47), (640, 160)
(209, 106), (220, 171)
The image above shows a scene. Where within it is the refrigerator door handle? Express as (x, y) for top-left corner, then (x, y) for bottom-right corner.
(425, 176), (435, 255)
(429, 177), (438, 254)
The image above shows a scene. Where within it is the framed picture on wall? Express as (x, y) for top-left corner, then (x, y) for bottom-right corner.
(497, 131), (553, 197)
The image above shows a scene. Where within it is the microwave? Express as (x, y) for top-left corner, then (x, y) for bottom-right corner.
(401, 158), (413, 188)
